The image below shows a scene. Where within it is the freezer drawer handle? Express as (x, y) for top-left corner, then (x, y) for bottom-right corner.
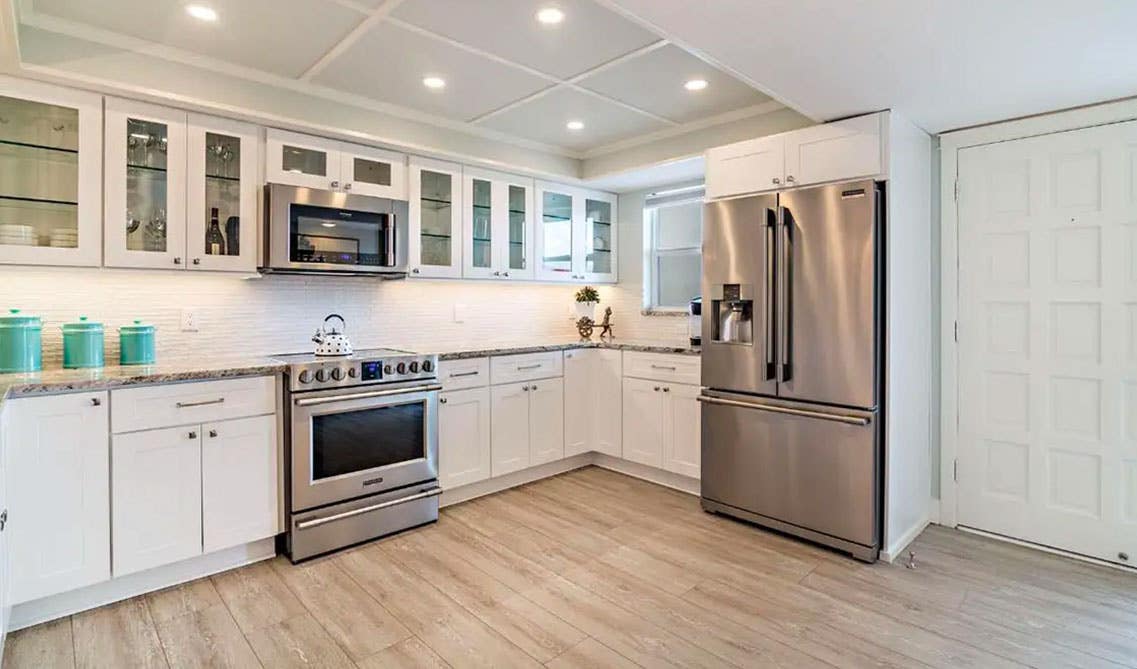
(295, 486), (443, 530)
(697, 395), (870, 426)
(294, 384), (442, 406)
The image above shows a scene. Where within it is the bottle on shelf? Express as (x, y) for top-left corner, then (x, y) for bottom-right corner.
(206, 207), (226, 255)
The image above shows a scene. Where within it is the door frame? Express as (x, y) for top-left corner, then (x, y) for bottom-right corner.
(939, 95), (1137, 528)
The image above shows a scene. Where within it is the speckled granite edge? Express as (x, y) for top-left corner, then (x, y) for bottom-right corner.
(435, 341), (701, 361)
(1, 361), (288, 401)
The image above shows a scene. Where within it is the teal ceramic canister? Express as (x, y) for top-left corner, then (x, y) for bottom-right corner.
(0, 308), (43, 373)
(62, 316), (105, 369)
(119, 320), (156, 365)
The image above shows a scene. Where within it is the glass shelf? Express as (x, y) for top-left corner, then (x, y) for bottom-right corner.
(543, 215), (571, 223)
(205, 173), (240, 183)
(127, 163), (168, 174)
(473, 237), (492, 243)
(422, 232), (453, 240)
(421, 197), (453, 206)
(590, 220), (611, 226)
(0, 194), (79, 207)
(0, 138), (78, 155)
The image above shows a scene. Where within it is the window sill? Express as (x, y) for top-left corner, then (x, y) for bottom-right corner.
(641, 308), (689, 317)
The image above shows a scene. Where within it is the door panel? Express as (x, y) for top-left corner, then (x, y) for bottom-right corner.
(439, 387), (491, 488)
(202, 415), (279, 553)
(664, 383), (701, 478)
(622, 378), (664, 467)
(563, 350), (591, 456)
(777, 181), (879, 408)
(705, 135), (785, 199)
(491, 382), (530, 476)
(529, 378), (564, 466)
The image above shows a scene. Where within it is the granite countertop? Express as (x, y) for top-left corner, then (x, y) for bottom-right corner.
(431, 340), (701, 361)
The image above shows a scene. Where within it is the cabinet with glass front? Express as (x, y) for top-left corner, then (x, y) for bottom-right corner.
(408, 157), (462, 278)
(185, 114), (258, 272)
(535, 183), (617, 283)
(462, 167), (533, 280)
(0, 77), (102, 267)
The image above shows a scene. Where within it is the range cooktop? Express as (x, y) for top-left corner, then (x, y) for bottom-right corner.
(273, 348), (438, 392)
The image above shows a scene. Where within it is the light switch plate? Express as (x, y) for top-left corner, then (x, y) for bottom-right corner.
(180, 309), (199, 332)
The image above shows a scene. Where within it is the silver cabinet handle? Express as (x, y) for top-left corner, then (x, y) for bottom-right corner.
(192, 258), (201, 265)
(295, 487), (443, 530)
(531, 384), (538, 390)
(173, 257), (182, 265)
(503, 271), (510, 277)
(0, 509), (7, 532)
(517, 364), (542, 371)
(412, 268), (420, 274)
(786, 175), (795, 184)
(650, 364), (676, 371)
(294, 383), (441, 407)
(521, 385), (530, 391)
(697, 394), (871, 426)
(449, 370), (480, 378)
(772, 177), (781, 185)
(343, 182), (352, 191)
(176, 398), (225, 409)
(90, 397), (102, 407)
(188, 431), (198, 439)
(439, 397), (448, 404)
(330, 180), (340, 189)
(208, 429), (218, 438)
(663, 387), (670, 392)
(653, 386), (660, 392)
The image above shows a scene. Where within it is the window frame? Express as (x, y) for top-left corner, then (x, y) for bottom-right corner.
(643, 193), (704, 313)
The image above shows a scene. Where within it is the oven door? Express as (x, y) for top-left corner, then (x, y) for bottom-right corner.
(291, 381), (439, 511)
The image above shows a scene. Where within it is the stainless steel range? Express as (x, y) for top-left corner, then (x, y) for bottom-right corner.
(276, 347), (441, 561)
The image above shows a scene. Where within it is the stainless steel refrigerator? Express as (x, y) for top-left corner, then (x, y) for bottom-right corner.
(699, 179), (882, 562)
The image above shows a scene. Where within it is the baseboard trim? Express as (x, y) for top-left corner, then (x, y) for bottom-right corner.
(10, 538), (276, 631)
(881, 516), (929, 563)
(589, 454), (700, 495)
(439, 454), (593, 507)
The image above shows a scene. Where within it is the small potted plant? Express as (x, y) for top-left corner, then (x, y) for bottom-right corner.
(574, 286), (600, 319)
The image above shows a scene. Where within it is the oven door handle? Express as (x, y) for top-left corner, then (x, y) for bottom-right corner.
(293, 384), (442, 407)
(295, 486), (443, 530)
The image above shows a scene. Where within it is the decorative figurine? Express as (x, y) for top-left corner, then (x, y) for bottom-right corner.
(598, 306), (614, 341)
(575, 316), (595, 340)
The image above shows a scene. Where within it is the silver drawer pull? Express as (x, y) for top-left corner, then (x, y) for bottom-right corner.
(697, 395), (871, 426)
(176, 398), (225, 409)
(295, 487), (443, 530)
(651, 364), (677, 371)
(517, 364), (542, 370)
(449, 370), (480, 378)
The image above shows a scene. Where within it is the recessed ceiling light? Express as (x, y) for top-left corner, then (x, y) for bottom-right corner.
(185, 4), (218, 22)
(422, 76), (446, 90)
(536, 7), (565, 24)
(684, 78), (708, 91)
(566, 120), (584, 131)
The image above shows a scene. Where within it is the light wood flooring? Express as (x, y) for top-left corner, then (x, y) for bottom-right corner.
(5, 466), (1137, 668)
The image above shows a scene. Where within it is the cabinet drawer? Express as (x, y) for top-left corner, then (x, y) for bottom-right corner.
(112, 375), (276, 433)
(491, 351), (563, 385)
(438, 357), (490, 390)
(623, 352), (701, 385)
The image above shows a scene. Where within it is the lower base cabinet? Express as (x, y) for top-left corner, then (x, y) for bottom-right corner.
(529, 380), (565, 466)
(564, 349), (622, 458)
(202, 415), (279, 553)
(439, 387), (492, 488)
(491, 378), (564, 477)
(622, 378), (666, 467)
(622, 377), (701, 478)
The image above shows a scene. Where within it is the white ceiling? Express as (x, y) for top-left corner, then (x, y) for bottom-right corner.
(602, 0), (1137, 133)
(15, 0), (779, 155)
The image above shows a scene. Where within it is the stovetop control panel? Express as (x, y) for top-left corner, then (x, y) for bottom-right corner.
(287, 354), (438, 392)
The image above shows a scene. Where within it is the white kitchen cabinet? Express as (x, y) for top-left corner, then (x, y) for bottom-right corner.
(439, 386), (492, 488)
(202, 415), (279, 553)
(112, 425), (203, 576)
(491, 382), (531, 476)
(185, 114), (259, 272)
(0, 76), (103, 267)
(408, 157), (462, 278)
(622, 378), (665, 468)
(784, 113), (883, 188)
(663, 383), (701, 478)
(104, 97), (188, 269)
(0, 405), (8, 651)
(705, 134), (785, 200)
(528, 378), (564, 466)
(593, 349), (623, 457)
(265, 128), (406, 199)
(5, 392), (109, 604)
(621, 376), (701, 477)
(463, 167), (534, 281)
(563, 350), (591, 457)
(535, 183), (618, 283)
(564, 349), (622, 457)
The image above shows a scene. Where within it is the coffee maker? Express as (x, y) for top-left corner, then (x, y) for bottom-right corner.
(688, 297), (701, 347)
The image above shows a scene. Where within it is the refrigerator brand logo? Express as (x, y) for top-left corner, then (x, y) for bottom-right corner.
(362, 477), (384, 486)
(841, 188), (866, 199)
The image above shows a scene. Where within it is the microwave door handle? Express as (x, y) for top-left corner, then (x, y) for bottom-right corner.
(383, 213), (397, 267)
(764, 206), (777, 381)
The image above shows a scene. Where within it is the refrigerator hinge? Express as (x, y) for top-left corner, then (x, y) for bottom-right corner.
(954, 179), (960, 201)
(953, 459), (958, 482)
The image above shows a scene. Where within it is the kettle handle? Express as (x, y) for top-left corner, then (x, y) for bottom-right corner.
(324, 313), (346, 333)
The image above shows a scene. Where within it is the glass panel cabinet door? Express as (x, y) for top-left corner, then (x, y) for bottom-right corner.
(265, 128), (340, 191)
(583, 196), (616, 280)
(503, 182), (532, 279)
(340, 145), (407, 200)
(104, 98), (187, 269)
(0, 76), (102, 267)
(537, 185), (574, 280)
(185, 114), (258, 272)
(464, 174), (495, 278)
(408, 158), (462, 278)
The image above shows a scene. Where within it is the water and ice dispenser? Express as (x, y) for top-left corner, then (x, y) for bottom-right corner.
(710, 284), (753, 345)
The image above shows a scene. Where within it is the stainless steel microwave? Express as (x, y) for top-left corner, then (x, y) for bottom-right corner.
(262, 183), (408, 276)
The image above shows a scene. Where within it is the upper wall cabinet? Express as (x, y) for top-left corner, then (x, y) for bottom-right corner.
(463, 167), (534, 281)
(265, 128), (407, 200)
(705, 111), (885, 200)
(535, 183), (618, 284)
(408, 157), (462, 278)
(0, 76), (102, 267)
(105, 99), (258, 272)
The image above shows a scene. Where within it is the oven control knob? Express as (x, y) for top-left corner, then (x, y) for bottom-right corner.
(315, 368), (328, 383)
(396, 362), (407, 375)
(409, 361), (419, 373)
(384, 364), (393, 375)
(298, 369), (313, 384)
(331, 367), (344, 381)
(422, 360), (434, 373)
(348, 367), (358, 378)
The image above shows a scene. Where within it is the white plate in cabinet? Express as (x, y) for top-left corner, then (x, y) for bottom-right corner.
(438, 357), (490, 391)
(784, 113), (883, 187)
(5, 392), (109, 604)
(622, 352), (701, 385)
(439, 386), (492, 489)
(705, 134), (785, 199)
(491, 351), (563, 385)
(202, 415), (279, 553)
(112, 376), (276, 433)
(112, 425), (203, 577)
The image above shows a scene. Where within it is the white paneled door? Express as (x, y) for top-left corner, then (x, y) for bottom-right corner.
(957, 119), (1137, 568)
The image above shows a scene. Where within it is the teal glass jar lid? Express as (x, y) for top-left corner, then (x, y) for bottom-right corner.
(1, 308), (41, 328)
(119, 319), (155, 333)
(62, 315), (103, 333)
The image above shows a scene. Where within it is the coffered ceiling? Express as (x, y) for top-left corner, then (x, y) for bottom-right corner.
(13, 0), (785, 157)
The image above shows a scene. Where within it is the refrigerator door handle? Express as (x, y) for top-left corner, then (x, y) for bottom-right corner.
(697, 394), (871, 426)
(778, 206), (794, 382)
(764, 207), (777, 380)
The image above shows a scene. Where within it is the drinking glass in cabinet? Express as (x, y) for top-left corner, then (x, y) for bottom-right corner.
(420, 170), (452, 266)
(281, 144), (326, 177)
(586, 199), (612, 274)
(471, 178), (492, 268)
(541, 191), (572, 274)
(508, 185), (526, 270)
(0, 95), (80, 249)
(125, 118), (169, 253)
(203, 132), (241, 256)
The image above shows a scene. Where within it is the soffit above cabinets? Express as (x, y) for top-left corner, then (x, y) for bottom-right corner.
(15, 0), (787, 156)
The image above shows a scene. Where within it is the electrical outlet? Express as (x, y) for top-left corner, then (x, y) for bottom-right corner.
(453, 304), (468, 323)
(180, 309), (199, 332)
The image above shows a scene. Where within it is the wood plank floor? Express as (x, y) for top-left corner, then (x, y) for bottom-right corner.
(6, 466), (1137, 668)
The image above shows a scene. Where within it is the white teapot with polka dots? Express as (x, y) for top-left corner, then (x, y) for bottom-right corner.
(312, 314), (353, 357)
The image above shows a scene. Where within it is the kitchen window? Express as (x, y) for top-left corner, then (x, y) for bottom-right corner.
(644, 186), (704, 311)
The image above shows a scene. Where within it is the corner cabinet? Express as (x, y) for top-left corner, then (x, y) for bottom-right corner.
(265, 128), (406, 200)
(408, 157), (463, 278)
(463, 167), (534, 281)
(0, 76), (103, 267)
(535, 183), (617, 283)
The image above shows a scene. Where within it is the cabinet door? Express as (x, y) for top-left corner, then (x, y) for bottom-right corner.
(186, 114), (258, 272)
(202, 415), (279, 553)
(104, 98), (188, 269)
(265, 128), (341, 190)
(563, 349), (592, 457)
(112, 426), (202, 576)
(491, 381), (530, 476)
(783, 113), (883, 187)
(408, 157), (462, 278)
(340, 143), (407, 200)
(0, 76), (102, 267)
(439, 387), (492, 488)
(529, 378), (564, 466)
(6, 392), (109, 604)
(463, 171), (496, 279)
(0, 406), (8, 648)
(535, 182), (576, 281)
(500, 177), (534, 280)
(705, 134), (784, 200)
(592, 349), (623, 457)
(621, 378), (664, 468)
(663, 383), (701, 479)
(580, 191), (617, 283)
